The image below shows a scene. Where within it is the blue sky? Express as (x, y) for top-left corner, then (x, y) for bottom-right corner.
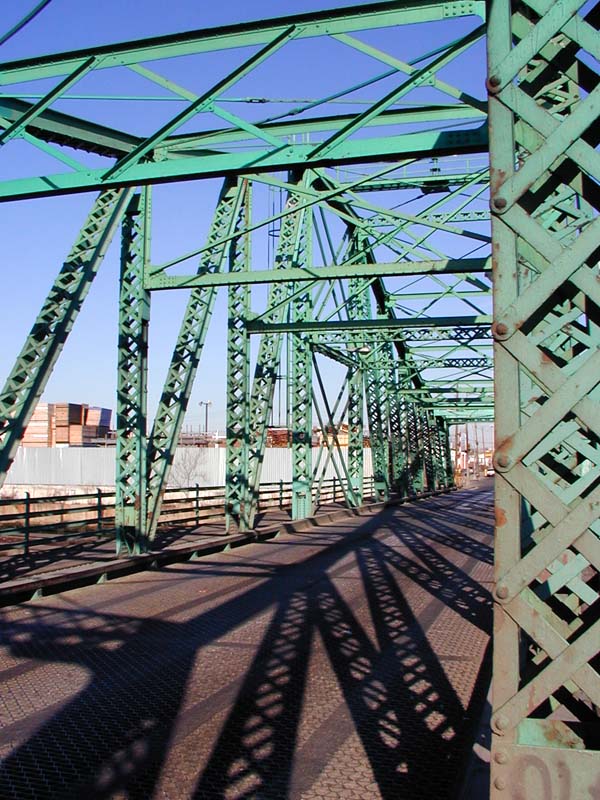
(0, 1), (489, 432)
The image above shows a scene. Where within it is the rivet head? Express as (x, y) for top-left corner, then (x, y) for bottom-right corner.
(496, 453), (510, 468)
(495, 749), (509, 765)
(493, 196), (507, 210)
(494, 777), (507, 791)
(486, 75), (502, 94)
(495, 584), (509, 601)
(495, 322), (508, 336)
(494, 713), (510, 732)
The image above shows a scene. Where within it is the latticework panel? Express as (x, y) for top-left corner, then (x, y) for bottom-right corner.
(488, 0), (600, 794)
(115, 193), (150, 554)
(225, 181), (252, 531)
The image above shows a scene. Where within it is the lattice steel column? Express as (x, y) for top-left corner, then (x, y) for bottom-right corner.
(0, 188), (131, 488)
(115, 191), (150, 554)
(225, 180), (251, 532)
(290, 211), (313, 520)
(146, 179), (245, 539)
(406, 402), (423, 494)
(364, 358), (390, 503)
(422, 409), (436, 492)
(382, 343), (406, 495)
(347, 364), (364, 506)
(437, 417), (453, 488)
(246, 179), (308, 528)
(347, 265), (390, 502)
(488, 1), (600, 794)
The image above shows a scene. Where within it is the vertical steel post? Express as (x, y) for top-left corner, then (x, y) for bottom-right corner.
(97, 488), (103, 533)
(347, 364), (364, 506)
(245, 176), (308, 528)
(488, 1), (600, 794)
(382, 343), (405, 494)
(406, 402), (423, 494)
(364, 359), (389, 502)
(422, 409), (436, 492)
(225, 180), (251, 532)
(115, 191), (150, 554)
(290, 212), (313, 520)
(438, 418), (453, 488)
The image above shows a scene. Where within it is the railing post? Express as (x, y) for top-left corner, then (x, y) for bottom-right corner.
(279, 479), (284, 510)
(195, 483), (200, 527)
(333, 476), (337, 503)
(24, 491), (30, 557)
(96, 488), (103, 534)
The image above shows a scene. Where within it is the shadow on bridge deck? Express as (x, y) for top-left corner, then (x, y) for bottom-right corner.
(0, 485), (493, 800)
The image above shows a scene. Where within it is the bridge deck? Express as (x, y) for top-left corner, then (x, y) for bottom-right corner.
(0, 485), (493, 799)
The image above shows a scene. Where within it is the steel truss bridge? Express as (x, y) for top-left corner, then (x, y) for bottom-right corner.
(0, 1), (598, 795)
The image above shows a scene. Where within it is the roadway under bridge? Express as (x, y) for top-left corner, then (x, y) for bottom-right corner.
(0, 2), (598, 797)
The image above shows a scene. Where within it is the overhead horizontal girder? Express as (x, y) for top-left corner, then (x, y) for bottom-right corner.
(245, 315), (492, 334)
(0, 1), (486, 85)
(0, 2), (488, 201)
(146, 257), (492, 290)
(0, 128), (489, 202)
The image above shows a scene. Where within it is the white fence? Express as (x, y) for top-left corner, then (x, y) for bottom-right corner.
(5, 446), (373, 489)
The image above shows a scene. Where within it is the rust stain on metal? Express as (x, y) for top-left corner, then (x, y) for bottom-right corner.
(496, 507), (507, 527)
(490, 167), (507, 197)
(543, 721), (584, 750)
(528, 683), (537, 713)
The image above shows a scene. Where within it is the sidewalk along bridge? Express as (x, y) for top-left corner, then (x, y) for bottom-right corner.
(0, 486), (493, 800)
(0, 1), (598, 796)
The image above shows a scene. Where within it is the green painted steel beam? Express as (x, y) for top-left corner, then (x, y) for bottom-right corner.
(246, 315), (492, 334)
(0, 58), (98, 145)
(416, 356), (494, 369)
(225, 181), (252, 532)
(146, 257), (492, 290)
(166, 105), (486, 151)
(0, 96), (483, 160)
(347, 365), (364, 504)
(0, 96), (139, 157)
(308, 23), (486, 160)
(0, 1), (485, 85)
(115, 191), (150, 555)
(245, 175), (310, 528)
(488, 0), (600, 790)
(104, 28), (297, 181)
(0, 126), (488, 202)
(290, 220), (314, 520)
